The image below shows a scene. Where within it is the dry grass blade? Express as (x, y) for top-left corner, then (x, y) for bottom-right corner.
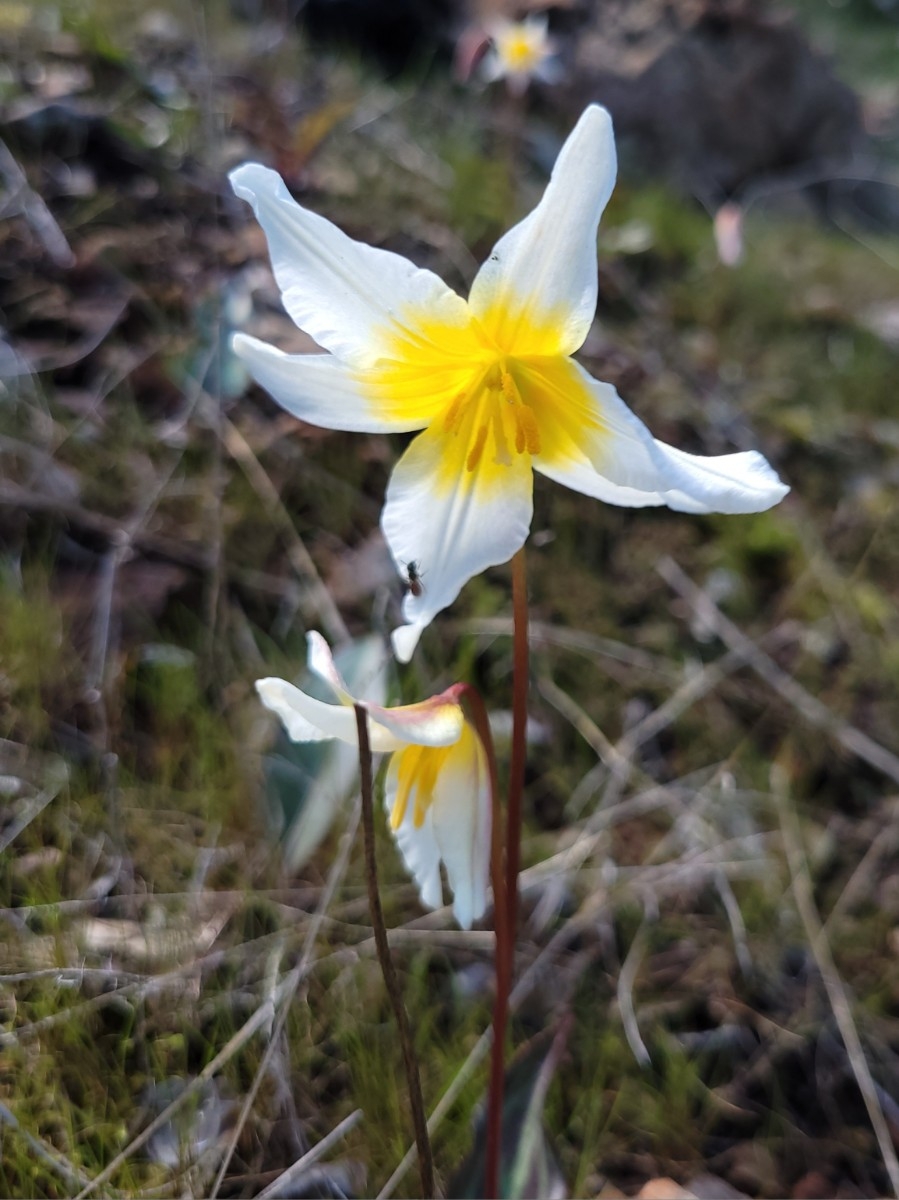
(256, 1108), (363, 1200)
(617, 913), (652, 1068)
(0, 137), (74, 267)
(658, 557), (899, 788)
(376, 911), (601, 1199)
(774, 765), (899, 1198)
(221, 415), (349, 645)
(0, 1098), (93, 1190)
(208, 799), (362, 1198)
(73, 993), (283, 1198)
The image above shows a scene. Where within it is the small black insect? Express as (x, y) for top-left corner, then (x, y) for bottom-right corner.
(403, 560), (424, 597)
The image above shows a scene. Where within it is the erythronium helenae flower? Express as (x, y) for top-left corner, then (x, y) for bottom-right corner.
(231, 105), (789, 663)
(481, 13), (562, 95)
(256, 632), (491, 929)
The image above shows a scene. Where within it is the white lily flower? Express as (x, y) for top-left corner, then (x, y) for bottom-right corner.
(481, 14), (562, 95)
(256, 632), (491, 929)
(231, 105), (789, 663)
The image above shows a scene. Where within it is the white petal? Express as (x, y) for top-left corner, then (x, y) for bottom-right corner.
(230, 164), (470, 368)
(534, 360), (789, 514)
(255, 678), (404, 753)
(368, 690), (465, 748)
(430, 732), (491, 929)
(306, 631), (350, 699)
(232, 336), (426, 433)
(381, 427), (534, 662)
(385, 756), (444, 911)
(468, 105), (616, 356)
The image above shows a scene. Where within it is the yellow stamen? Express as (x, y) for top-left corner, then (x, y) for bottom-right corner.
(466, 422), (489, 472)
(443, 390), (467, 434)
(515, 403), (542, 455)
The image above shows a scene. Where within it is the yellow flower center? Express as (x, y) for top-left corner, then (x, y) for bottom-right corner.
(389, 722), (481, 830)
(498, 29), (544, 73)
(365, 297), (605, 495)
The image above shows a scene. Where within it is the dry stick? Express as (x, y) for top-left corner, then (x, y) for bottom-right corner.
(353, 705), (434, 1199)
(658, 556), (899, 788)
(463, 686), (507, 1200)
(774, 766), (899, 1198)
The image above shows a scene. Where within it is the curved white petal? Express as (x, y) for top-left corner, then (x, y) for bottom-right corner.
(368, 689), (466, 748)
(230, 164), (470, 368)
(430, 729), (491, 929)
(533, 360), (789, 514)
(385, 755), (444, 912)
(232, 335), (427, 433)
(305, 631), (350, 699)
(381, 427), (534, 662)
(255, 677), (404, 753)
(468, 105), (616, 356)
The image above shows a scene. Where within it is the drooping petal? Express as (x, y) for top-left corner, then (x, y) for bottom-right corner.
(230, 164), (470, 368)
(467, 104), (616, 358)
(429, 724), (491, 930)
(527, 358), (789, 514)
(384, 727), (491, 928)
(255, 677), (405, 753)
(232, 336), (429, 433)
(381, 425), (534, 662)
(384, 751), (444, 912)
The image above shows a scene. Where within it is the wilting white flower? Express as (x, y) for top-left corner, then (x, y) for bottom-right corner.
(257, 632), (491, 929)
(481, 13), (562, 95)
(231, 105), (788, 662)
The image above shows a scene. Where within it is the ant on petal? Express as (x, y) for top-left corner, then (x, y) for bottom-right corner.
(402, 560), (425, 598)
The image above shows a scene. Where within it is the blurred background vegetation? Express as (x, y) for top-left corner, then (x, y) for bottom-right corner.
(2, 0), (899, 1196)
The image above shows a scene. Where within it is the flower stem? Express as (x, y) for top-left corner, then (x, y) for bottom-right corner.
(481, 547), (530, 1199)
(461, 686), (507, 1200)
(506, 547), (529, 962)
(353, 704), (434, 1199)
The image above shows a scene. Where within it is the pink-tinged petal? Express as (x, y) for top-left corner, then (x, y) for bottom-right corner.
(468, 105), (616, 357)
(368, 686), (466, 748)
(531, 359), (789, 514)
(430, 726), (491, 929)
(232, 336), (427, 433)
(305, 630), (350, 699)
(230, 164), (470, 369)
(381, 426), (534, 662)
(384, 753), (443, 911)
(255, 677), (405, 753)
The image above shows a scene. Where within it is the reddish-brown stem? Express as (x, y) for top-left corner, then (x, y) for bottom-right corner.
(506, 547), (529, 969)
(353, 705), (434, 1199)
(462, 686), (507, 1200)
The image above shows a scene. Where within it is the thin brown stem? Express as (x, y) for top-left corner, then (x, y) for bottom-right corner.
(353, 705), (434, 1199)
(506, 547), (529, 964)
(461, 686), (507, 1200)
